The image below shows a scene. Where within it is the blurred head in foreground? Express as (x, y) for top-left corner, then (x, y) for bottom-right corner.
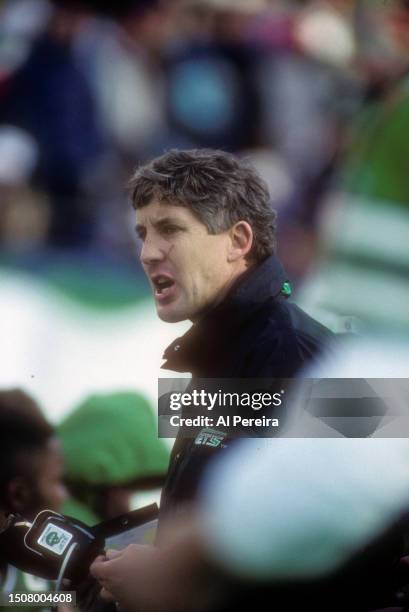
(0, 388), (67, 521)
(58, 391), (170, 523)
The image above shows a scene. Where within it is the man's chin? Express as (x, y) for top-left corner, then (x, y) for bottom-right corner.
(156, 305), (188, 323)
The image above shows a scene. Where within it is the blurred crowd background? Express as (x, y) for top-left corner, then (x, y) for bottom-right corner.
(0, 0), (408, 420)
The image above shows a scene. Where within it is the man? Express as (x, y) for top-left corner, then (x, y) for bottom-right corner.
(0, 388), (68, 610)
(88, 148), (336, 608)
(130, 148), (335, 516)
(88, 147), (334, 608)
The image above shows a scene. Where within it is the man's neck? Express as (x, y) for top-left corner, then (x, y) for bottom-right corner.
(190, 261), (256, 324)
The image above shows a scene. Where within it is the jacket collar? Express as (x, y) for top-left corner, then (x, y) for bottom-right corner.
(162, 254), (287, 374)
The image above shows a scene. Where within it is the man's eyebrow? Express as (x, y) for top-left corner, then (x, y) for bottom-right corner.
(154, 216), (183, 226)
(135, 216), (184, 235)
(135, 216), (181, 233)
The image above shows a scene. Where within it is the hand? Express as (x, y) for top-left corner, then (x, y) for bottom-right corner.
(90, 545), (159, 610)
(89, 514), (224, 612)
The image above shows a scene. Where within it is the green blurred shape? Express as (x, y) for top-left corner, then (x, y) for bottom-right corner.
(58, 391), (170, 486)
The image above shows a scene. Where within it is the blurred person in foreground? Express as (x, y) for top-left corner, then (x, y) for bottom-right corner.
(88, 332), (409, 611)
(0, 389), (68, 610)
(89, 341), (409, 611)
(90, 433), (409, 612)
(58, 391), (170, 525)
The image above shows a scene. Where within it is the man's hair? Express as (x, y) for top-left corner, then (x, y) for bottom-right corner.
(0, 389), (54, 500)
(129, 149), (277, 261)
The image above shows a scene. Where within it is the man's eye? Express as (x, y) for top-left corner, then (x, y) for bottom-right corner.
(162, 226), (179, 236)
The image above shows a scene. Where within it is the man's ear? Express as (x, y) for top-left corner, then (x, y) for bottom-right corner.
(5, 477), (32, 514)
(228, 221), (253, 262)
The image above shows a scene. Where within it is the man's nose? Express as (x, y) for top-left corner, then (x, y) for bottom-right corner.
(140, 236), (165, 266)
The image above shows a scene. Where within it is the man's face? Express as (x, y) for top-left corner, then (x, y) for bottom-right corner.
(136, 200), (237, 322)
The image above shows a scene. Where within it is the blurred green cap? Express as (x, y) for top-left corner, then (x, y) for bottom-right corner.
(58, 391), (169, 486)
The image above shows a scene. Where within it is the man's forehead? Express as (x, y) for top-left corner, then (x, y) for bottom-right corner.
(136, 200), (192, 225)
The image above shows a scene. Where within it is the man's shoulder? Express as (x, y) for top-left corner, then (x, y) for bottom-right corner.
(249, 296), (334, 342)
(284, 301), (336, 348)
(242, 298), (335, 377)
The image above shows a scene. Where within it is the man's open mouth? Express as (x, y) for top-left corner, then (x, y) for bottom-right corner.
(152, 275), (176, 298)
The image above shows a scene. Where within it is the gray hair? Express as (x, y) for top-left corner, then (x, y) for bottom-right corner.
(129, 148), (277, 262)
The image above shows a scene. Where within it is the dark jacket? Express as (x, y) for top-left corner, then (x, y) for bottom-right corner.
(159, 254), (335, 519)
